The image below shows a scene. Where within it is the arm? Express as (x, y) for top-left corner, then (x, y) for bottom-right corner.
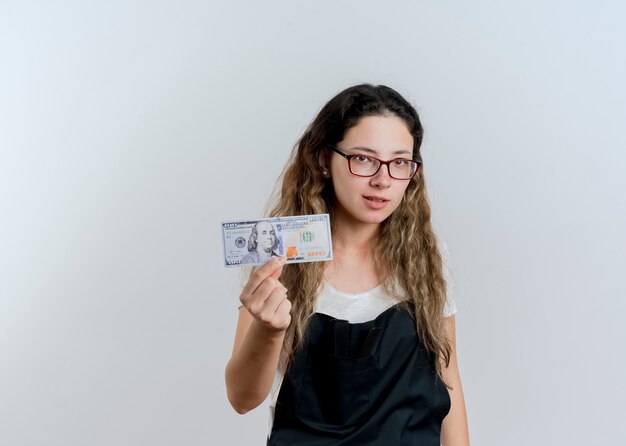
(440, 315), (470, 446)
(224, 257), (292, 414)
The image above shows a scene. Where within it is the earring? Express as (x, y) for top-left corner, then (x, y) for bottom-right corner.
(322, 169), (329, 177)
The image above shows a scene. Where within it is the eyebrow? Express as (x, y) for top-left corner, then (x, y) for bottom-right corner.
(348, 146), (413, 157)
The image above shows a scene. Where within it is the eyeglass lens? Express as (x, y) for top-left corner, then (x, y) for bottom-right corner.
(349, 156), (417, 179)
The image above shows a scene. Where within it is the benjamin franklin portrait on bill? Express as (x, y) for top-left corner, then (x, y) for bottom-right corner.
(241, 221), (281, 264)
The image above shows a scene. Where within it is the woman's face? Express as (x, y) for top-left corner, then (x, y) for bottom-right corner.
(328, 115), (414, 225)
(255, 221), (277, 252)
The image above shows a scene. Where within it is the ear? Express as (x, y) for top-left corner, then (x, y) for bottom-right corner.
(317, 149), (328, 169)
(318, 149), (331, 178)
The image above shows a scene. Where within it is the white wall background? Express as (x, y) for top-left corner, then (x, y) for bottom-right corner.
(1, 1), (625, 445)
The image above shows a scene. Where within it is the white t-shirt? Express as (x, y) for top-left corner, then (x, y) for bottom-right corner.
(266, 264), (458, 435)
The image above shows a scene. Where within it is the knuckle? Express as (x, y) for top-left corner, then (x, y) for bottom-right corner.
(248, 302), (262, 316)
(259, 312), (272, 324)
(279, 315), (291, 329)
(239, 292), (250, 303)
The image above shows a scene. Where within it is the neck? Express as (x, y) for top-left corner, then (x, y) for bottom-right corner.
(331, 209), (380, 254)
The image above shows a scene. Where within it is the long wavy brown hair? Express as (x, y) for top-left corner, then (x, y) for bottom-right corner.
(263, 84), (451, 380)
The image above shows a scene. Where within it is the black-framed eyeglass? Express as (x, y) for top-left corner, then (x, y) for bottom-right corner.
(329, 146), (421, 180)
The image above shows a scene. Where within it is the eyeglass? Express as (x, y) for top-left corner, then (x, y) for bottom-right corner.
(329, 146), (421, 180)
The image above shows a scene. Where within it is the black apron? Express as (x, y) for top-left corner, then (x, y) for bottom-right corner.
(268, 302), (451, 445)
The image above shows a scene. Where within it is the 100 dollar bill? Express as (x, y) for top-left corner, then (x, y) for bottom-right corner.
(222, 214), (332, 267)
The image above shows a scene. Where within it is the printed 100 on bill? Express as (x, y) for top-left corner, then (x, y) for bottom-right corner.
(221, 214), (333, 267)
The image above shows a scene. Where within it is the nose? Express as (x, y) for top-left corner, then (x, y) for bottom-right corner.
(370, 163), (392, 188)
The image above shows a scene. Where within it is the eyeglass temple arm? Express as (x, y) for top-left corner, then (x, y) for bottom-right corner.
(329, 146), (349, 158)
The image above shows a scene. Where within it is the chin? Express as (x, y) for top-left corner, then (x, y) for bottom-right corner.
(358, 210), (394, 225)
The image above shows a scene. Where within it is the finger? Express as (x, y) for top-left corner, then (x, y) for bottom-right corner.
(249, 276), (286, 305)
(275, 296), (292, 317)
(246, 280), (281, 316)
(259, 290), (291, 328)
(273, 298), (292, 329)
(258, 288), (289, 323)
(264, 287), (289, 314)
(242, 256), (286, 296)
(269, 264), (284, 280)
(241, 276), (286, 311)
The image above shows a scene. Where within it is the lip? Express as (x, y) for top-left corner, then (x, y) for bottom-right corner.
(363, 195), (389, 201)
(363, 195), (390, 210)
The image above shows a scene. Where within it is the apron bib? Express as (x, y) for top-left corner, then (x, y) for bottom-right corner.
(268, 302), (451, 445)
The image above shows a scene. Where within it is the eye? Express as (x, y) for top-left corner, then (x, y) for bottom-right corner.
(353, 155), (373, 164)
(394, 159), (410, 167)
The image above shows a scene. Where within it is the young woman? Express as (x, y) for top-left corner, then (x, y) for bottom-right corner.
(225, 84), (470, 445)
